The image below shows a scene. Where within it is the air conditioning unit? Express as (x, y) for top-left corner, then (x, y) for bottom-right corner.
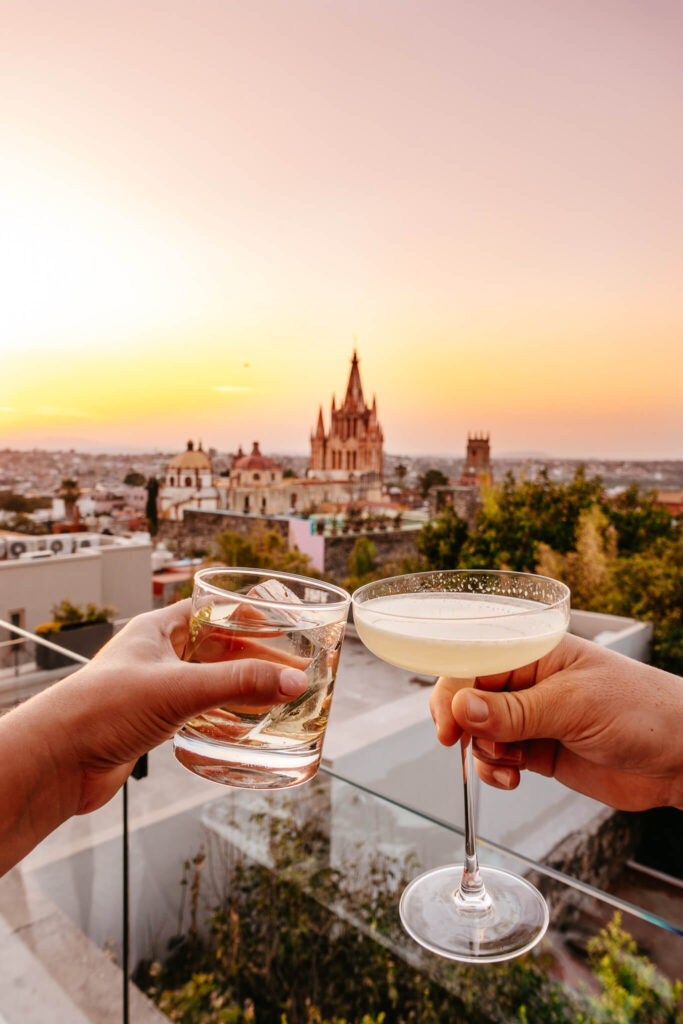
(8, 536), (45, 558)
(73, 533), (101, 551)
(0, 538), (7, 560)
(49, 536), (74, 555)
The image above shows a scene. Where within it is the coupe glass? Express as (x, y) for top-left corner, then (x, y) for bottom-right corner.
(352, 570), (570, 962)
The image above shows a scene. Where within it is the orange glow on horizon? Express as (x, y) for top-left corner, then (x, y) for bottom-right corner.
(1, 0), (682, 460)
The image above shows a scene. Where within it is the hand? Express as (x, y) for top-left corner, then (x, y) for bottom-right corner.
(430, 634), (683, 811)
(0, 601), (308, 874)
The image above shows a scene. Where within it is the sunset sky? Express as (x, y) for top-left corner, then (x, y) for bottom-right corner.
(2, 0), (682, 459)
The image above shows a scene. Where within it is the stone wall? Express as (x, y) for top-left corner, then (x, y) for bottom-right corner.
(322, 528), (420, 581)
(159, 509), (289, 556)
(429, 485), (482, 529)
(528, 807), (644, 927)
(159, 510), (420, 583)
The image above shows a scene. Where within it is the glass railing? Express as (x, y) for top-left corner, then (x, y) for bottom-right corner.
(1, 620), (681, 1024)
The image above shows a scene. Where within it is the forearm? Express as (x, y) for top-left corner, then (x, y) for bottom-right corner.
(0, 690), (81, 876)
(659, 668), (683, 810)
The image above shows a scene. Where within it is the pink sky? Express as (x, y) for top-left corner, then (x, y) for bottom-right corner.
(2, 0), (682, 458)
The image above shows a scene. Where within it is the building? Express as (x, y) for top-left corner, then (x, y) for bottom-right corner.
(309, 350), (384, 483)
(158, 441), (221, 521)
(458, 432), (492, 487)
(217, 442), (361, 516)
(429, 432), (493, 526)
(0, 535), (153, 671)
(655, 490), (683, 518)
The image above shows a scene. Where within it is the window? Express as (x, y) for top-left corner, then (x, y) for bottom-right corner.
(184, 477), (192, 487)
(244, 496), (250, 513)
(253, 473), (260, 482)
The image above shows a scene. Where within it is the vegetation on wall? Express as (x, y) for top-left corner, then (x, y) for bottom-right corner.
(210, 527), (316, 577)
(138, 800), (682, 1024)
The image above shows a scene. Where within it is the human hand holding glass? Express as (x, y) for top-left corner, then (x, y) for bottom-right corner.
(175, 568), (351, 789)
(352, 570), (570, 963)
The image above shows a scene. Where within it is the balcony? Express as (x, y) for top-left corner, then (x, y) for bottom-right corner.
(0, 614), (680, 1024)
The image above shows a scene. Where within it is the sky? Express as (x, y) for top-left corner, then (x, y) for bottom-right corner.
(1, 0), (682, 459)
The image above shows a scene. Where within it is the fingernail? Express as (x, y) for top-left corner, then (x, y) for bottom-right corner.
(492, 768), (513, 788)
(278, 668), (308, 697)
(465, 693), (489, 723)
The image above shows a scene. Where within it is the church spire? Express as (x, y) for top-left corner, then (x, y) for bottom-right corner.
(343, 348), (365, 411)
(315, 405), (325, 438)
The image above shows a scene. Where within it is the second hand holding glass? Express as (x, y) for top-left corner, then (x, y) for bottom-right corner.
(352, 570), (570, 963)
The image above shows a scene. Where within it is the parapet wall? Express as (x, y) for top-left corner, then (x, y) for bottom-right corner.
(159, 509), (420, 583)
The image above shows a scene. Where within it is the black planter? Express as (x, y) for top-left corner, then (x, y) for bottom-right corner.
(35, 621), (114, 670)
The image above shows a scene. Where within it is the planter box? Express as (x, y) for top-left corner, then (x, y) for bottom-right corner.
(35, 622), (114, 670)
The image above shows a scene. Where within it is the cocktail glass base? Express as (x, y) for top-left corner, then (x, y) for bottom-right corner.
(399, 864), (549, 963)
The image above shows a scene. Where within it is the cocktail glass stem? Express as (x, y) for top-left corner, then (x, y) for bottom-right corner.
(456, 730), (492, 911)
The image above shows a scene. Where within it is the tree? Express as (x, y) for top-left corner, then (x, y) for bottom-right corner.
(211, 527), (316, 576)
(460, 467), (604, 571)
(605, 483), (673, 554)
(394, 464), (408, 486)
(344, 536), (378, 591)
(0, 512), (50, 535)
(124, 471), (146, 487)
(418, 468), (448, 499)
(604, 532), (683, 674)
(416, 505), (469, 570)
(0, 491), (51, 513)
(145, 477), (160, 536)
(58, 478), (81, 521)
(536, 506), (617, 611)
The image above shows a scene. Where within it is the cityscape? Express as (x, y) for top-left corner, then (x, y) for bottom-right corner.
(2, 348), (681, 539)
(2, 0), (683, 1021)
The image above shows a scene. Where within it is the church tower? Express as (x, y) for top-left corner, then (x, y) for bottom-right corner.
(460, 432), (492, 486)
(309, 350), (384, 481)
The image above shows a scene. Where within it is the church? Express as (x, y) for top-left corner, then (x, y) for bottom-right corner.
(158, 350), (385, 522)
(158, 441), (221, 521)
(309, 349), (384, 485)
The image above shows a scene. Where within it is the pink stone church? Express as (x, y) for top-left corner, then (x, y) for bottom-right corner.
(309, 349), (384, 483)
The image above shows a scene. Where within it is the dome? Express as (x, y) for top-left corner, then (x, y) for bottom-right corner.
(168, 440), (212, 471)
(232, 442), (279, 472)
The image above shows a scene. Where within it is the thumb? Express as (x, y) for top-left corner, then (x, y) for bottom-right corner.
(168, 659), (308, 724)
(453, 680), (569, 743)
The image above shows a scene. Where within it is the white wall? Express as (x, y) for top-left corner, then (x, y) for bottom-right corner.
(0, 543), (153, 637)
(99, 543), (153, 619)
(570, 609), (653, 662)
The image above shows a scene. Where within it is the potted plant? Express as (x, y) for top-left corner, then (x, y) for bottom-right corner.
(35, 599), (116, 670)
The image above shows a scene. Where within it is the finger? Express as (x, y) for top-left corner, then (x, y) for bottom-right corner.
(166, 658), (308, 724)
(432, 678), (470, 745)
(452, 676), (575, 744)
(476, 636), (582, 695)
(474, 757), (521, 791)
(430, 680), (461, 746)
(474, 671), (513, 692)
(472, 738), (526, 766)
(115, 600), (193, 658)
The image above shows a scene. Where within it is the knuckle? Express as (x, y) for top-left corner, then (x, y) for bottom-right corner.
(505, 691), (531, 737)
